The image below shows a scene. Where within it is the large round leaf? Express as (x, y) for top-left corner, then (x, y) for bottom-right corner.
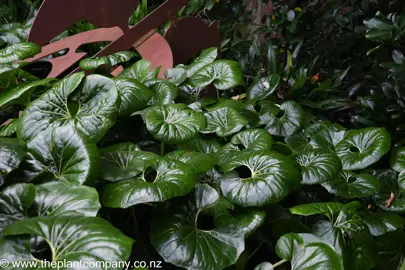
(79, 51), (137, 70)
(145, 104), (206, 143)
(335, 128), (391, 170)
(25, 126), (99, 184)
(0, 183), (35, 232)
(247, 74), (281, 101)
(310, 128), (347, 152)
(114, 77), (153, 116)
(276, 233), (344, 270)
(0, 78), (54, 109)
(321, 171), (380, 198)
(189, 60), (243, 90)
(230, 128), (272, 151)
(118, 59), (160, 82)
(219, 151), (301, 206)
(1, 216), (134, 268)
(264, 100), (305, 137)
(186, 47), (218, 77)
(390, 146), (405, 172)
(203, 107), (248, 137)
(102, 158), (196, 208)
(151, 184), (245, 270)
(148, 80), (178, 105)
(0, 42), (40, 63)
(34, 181), (100, 217)
(100, 143), (159, 182)
(19, 72), (119, 142)
(0, 138), (25, 181)
(296, 149), (342, 185)
(165, 150), (214, 174)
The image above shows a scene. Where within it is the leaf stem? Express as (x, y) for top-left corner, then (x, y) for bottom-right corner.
(273, 259), (288, 268)
(161, 141), (165, 156)
(216, 88), (220, 100)
(130, 207), (142, 245)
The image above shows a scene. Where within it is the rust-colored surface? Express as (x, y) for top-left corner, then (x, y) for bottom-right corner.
(164, 17), (221, 65)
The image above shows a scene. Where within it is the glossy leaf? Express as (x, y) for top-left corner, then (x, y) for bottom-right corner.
(114, 78), (153, 116)
(276, 233), (344, 270)
(363, 212), (405, 236)
(233, 208), (266, 236)
(247, 74), (280, 101)
(187, 47), (218, 77)
(1, 216), (134, 267)
(166, 150), (214, 174)
(336, 128), (391, 170)
(296, 149), (342, 185)
(230, 128), (272, 151)
(0, 118), (19, 137)
(179, 137), (222, 154)
(203, 107), (248, 137)
(165, 66), (187, 85)
(118, 59), (160, 82)
(372, 169), (405, 213)
(149, 80), (178, 105)
(390, 147), (405, 172)
(80, 51), (137, 70)
(25, 126), (99, 184)
(264, 101), (305, 137)
(19, 72), (119, 142)
(190, 60), (243, 90)
(374, 230), (405, 270)
(151, 184), (244, 270)
(102, 158), (196, 208)
(290, 202), (344, 221)
(146, 104), (206, 143)
(0, 138), (25, 179)
(219, 151), (301, 206)
(0, 42), (40, 63)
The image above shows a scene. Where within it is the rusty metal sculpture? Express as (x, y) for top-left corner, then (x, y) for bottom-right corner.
(24, 0), (221, 78)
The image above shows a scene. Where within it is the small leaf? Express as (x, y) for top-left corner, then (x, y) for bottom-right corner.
(165, 150), (214, 174)
(0, 118), (19, 137)
(165, 66), (187, 85)
(114, 78), (153, 116)
(149, 80), (178, 105)
(390, 146), (405, 172)
(247, 74), (280, 101)
(230, 128), (272, 151)
(187, 47), (218, 77)
(233, 208), (266, 237)
(264, 101), (305, 137)
(0, 138), (25, 179)
(80, 51), (137, 70)
(203, 107), (248, 137)
(118, 59), (160, 82)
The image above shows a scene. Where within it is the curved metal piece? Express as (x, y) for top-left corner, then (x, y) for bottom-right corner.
(164, 16), (221, 65)
(28, 0), (138, 46)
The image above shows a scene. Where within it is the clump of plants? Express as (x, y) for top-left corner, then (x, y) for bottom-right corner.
(0, 40), (404, 270)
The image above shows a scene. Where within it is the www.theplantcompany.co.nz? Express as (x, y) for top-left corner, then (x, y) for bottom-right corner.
(0, 259), (163, 269)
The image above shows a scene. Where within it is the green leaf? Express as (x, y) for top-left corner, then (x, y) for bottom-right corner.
(149, 80), (178, 105)
(247, 75), (280, 101)
(100, 143), (159, 182)
(374, 230), (405, 270)
(151, 184), (245, 270)
(364, 16), (394, 42)
(35, 181), (101, 217)
(344, 231), (376, 270)
(1, 216), (134, 266)
(290, 202), (344, 221)
(0, 137), (25, 179)
(165, 66), (187, 85)
(118, 59), (160, 82)
(190, 60), (243, 90)
(254, 262), (274, 270)
(0, 118), (19, 137)
(311, 128), (346, 152)
(0, 42), (40, 63)
(219, 151), (301, 206)
(179, 137), (222, 154)
(203, 107), (248, 137)
(297, 149), (342, 185)
(362, 212), (405, 236)
(114, 78), (153, 116)
(267, 45), (277, 74)
(321, 171), (380, 198)
(390, 147), (405, 172)
(230, 128), (272, 151)
(165, 150), (214, 174)
(233, 208), (266, 237)
(187, 47), (218, 77)
(25, 126), (99, 184)
(19, 72), (119, 143)
(0, 183), (35, 232)
(336, 128), (391, 170)
(275, 233), (344, 270)
(79, 51), (137, 70)
(0, 78), (54, 109)
(102, 158), (196, 208)
(372, 169), (405, 213)
(145, 104), (206, 143)
(264, 101), (305, 137)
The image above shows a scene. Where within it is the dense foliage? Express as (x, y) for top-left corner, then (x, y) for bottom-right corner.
(1, 0), (405, 270)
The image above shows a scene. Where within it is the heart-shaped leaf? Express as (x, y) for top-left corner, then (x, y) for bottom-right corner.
(276, 233), (344, 270)
(335, 128), (391, 170)
(0, 42), (40, 63)
(0, 138), (25, 180)
(296, 149), (342, 185)
(25, 126), (99, 184)
(165, 150), (214, 174)
(310, 128), (346, 152)
(100, 143), (159, 182)
(1, 216), (134, 266)
(390, 147), (405, 172)
(151, 184), (245, 270)
(247, 74), (280, 101)
(0, 78), (54, 109)
(264, 101), (305, 137)
(321, 171), (380, 198)
(165, 66), (187, 85)
(146, 104), (206, 143)
(233, 208), (266, 237)
(190, 60), (243, 90)
(118, 59), (160, 82)
(102, 158), (196, 208)
(187, 47), (218, 77)
(230, 128), (273, 151)
(203, 107), (248, 137)
(19, 72), (119, 142)
(79, 51), (137, 70)
(219, 151), (301, 206)
(148, 80), (178, 105)
(114, 78), (153, 116)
